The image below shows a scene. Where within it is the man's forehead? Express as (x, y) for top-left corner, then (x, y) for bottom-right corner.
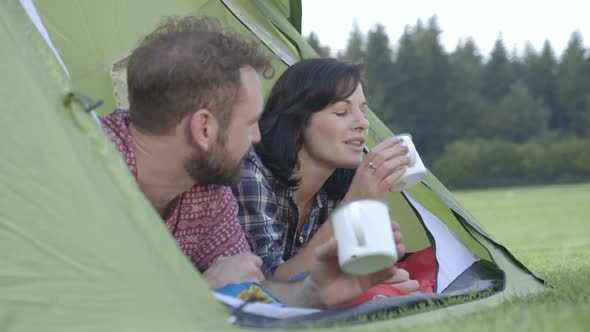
(230, 68), (263, 119)
(237, 67), (261, 94)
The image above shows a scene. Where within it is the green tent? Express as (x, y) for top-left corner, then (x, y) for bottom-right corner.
(0, 0), (546, 331)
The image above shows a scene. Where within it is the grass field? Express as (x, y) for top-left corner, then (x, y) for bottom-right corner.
(362, 182), (590, 332)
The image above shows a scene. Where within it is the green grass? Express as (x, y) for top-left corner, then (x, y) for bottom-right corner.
(351, 182), (590, 332)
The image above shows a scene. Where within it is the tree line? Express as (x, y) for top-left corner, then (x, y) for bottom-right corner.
(306, 17), (590, 189)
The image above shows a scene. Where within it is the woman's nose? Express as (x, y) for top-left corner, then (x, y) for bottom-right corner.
(354, 110), (370, 131)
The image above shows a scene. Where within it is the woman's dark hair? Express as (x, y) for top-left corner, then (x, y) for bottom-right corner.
(255, 58), (365, 200)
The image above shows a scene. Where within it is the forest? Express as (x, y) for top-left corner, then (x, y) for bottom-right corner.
(307, 17), (590, 188)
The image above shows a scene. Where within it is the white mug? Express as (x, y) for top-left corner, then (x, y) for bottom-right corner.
(331, 200), (398, 275)
(390, 133), (427, 192)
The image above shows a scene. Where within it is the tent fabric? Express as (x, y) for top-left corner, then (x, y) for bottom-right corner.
(19, 0), (69, 77)
(33, 0), (293, 115)
(1, 0), (547, 331)
(0, 2), (231, 331)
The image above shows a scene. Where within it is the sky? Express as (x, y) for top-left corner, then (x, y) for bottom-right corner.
(301, 0), (590, 58)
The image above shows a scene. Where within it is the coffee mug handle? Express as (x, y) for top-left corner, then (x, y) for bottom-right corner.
(352, 220), (366, 247)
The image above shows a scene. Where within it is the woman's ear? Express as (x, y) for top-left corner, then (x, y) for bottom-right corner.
(188, 109), (219, 151)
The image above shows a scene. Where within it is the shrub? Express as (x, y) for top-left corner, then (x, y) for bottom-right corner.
(431, 138), (590, 189)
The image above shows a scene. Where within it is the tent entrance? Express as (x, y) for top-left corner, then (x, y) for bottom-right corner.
(214, 192), (506, 328)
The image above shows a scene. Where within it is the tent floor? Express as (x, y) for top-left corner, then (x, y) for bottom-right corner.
(227, 259), (503, 328)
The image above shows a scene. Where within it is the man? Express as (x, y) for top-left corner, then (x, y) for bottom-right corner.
(102, 15), (406, 309)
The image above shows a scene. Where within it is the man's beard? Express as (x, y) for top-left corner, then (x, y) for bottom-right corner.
(184, 139), (244, 187)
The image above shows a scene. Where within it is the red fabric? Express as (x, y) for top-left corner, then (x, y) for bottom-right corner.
(344, 284), (409, 306)
(395, 246), (436, 293)
(343, 246), (436, 307)
(101, 110), (250, 272)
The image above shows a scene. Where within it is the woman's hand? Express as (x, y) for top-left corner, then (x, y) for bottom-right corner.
(343, 136), (411, 202)
(382, 267), (420, 293)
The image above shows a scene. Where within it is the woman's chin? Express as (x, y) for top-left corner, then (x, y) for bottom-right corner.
(335, 157), (363, 169)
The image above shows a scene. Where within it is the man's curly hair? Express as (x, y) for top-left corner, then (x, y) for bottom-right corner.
(127, 16), (273, 134)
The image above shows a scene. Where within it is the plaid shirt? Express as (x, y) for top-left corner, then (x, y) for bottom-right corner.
(232, 149), (339, 276)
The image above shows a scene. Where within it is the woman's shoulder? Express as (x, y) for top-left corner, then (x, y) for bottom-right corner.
(236, 148), (274, 191)
(242, 148), (272, 178)
(243, 147), (262, 167)
(238, 148), (290, 198)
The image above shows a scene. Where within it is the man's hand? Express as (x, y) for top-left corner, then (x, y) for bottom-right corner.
(264, 221), (414, 308)
(303, 221), (411, 308)
(304, 238), (393, 308)
(202, 252), (265, 289)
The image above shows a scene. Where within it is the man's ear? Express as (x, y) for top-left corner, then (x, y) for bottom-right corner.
(188, 109), (219, 151)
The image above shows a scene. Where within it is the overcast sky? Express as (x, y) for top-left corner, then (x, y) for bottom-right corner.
(301, 0), (589, 58)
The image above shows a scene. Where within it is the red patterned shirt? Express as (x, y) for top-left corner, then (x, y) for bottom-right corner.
(101, 109), (250, 272)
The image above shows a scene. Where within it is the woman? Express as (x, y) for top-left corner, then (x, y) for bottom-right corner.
(232, 58), (417, 292)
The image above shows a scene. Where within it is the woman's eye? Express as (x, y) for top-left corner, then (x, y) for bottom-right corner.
(334, 110), (347, 116)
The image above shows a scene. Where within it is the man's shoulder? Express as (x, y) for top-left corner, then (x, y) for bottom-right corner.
(100, 109), (137, 173)
(100, 109), (130, 132)
(185, 185), (236, 205)
(170, 185), (238, 226)
(188, 184), (231, 195)
(100, 110), (131, 147)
